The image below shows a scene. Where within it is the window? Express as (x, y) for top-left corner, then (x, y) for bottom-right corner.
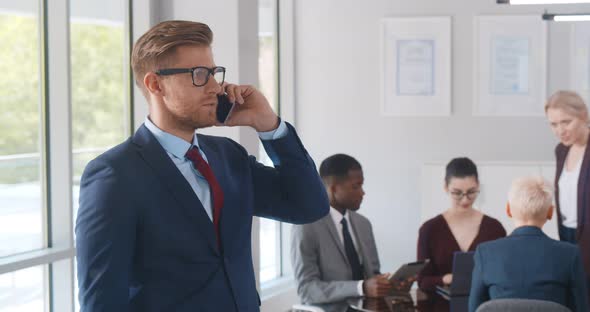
(0, 266), (47, 312)
(0, 1), (44, 260)
(0, 0), (134, 311)
(258, 0), (283, 284)
(70, 1), (131, 309)
(70, 0), (130, 223)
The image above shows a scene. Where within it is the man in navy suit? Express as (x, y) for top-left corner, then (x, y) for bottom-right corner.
(469, 176), (588, 312)
(75, 20), (329, 312)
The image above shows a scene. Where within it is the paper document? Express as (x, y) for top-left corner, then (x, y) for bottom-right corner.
(396, 40), (435, 96)
(491, 37), (530, 95)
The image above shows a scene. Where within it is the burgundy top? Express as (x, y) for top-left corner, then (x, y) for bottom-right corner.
(417, 214), (506, 291)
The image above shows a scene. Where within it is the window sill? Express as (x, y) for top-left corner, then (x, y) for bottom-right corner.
(260, 275), (296, 300)
(260, 276), (299, 312)
(0, 246), (74, 274)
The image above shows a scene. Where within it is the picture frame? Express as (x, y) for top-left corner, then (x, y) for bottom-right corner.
(473, 15), (547, 116)
(381, 16), (452, 116)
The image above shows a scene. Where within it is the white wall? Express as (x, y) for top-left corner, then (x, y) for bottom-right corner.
(293, 0), (590, 275)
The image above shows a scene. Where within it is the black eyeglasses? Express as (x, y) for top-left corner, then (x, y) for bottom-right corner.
(449, 190), (480, 201)
(155, 66), (226, 87)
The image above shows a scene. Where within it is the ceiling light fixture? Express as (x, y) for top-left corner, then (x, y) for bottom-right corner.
(542, 13), (590, 21)
(498, 0), (590, 4)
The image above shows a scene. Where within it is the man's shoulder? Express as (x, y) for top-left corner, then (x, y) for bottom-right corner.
(293, 215), (334, 240)
(92, 137), (136, 165)
(294, 214), (330, 230)
(349, 211), (371, 227)
(196, 132), (233, 144)
(479, 233), (578, 255)
(545, 238), (581, 256)
(78, 139), (136, 181)
(197, 133), (247, 155)
(476, 236), (507, 251)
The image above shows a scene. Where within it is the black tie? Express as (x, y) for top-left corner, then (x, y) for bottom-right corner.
(341, 218), (364, 280)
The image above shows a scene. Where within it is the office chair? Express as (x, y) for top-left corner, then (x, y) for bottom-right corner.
(476, 298), (571, 312)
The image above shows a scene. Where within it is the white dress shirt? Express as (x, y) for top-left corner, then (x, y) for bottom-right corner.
(559, 157), (582, 229)
(329, 207), (365, 295)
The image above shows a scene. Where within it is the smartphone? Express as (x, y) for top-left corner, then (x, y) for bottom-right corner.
(216, 93), (235, 124)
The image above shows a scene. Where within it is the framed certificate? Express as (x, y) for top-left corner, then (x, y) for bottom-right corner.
(474, 15), (547, 116)
(381, 17), (451, 116)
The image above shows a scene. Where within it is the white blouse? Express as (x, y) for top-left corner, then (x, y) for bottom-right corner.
(558, 158), (582, 229)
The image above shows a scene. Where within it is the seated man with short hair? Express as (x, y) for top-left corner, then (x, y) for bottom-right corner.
(290, 154), (393, 304)
(469, 176), (589, 312)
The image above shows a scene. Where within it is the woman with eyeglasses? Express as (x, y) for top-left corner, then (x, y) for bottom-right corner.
(545, 90), (590, 303)
(416, 157), (506, 292)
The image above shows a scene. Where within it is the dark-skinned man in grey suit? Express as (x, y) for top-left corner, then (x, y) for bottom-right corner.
(291, 154), (395, 305)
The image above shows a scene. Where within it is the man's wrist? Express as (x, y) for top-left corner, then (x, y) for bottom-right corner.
(255, 114), (279, 132)
(258, 118), (286, 141)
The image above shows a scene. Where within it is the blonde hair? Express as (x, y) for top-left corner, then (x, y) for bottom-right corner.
(131, 20), (213, 89)
(545, 90), (589, 121)
(508, 176), (553, 221)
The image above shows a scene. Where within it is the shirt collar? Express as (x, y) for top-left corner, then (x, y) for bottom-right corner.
(144, 117), (200, 159)
(330, 207), (350, 226)
(511, 225), (546, 237)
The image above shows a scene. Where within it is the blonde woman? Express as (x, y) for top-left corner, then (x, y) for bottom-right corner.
(545, 90), (590, 301)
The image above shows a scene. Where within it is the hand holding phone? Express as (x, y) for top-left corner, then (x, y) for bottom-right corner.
(218, 84), (278, 131)
(216, 93), (235, 124)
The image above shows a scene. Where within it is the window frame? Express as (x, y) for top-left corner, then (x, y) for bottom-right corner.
(0, 0), (140, 311)
(257, 0), (298, 297)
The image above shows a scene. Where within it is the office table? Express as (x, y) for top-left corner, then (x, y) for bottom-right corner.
(306, 289), (468, 312)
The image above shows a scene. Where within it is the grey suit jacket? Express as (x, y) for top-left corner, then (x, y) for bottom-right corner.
(291, 211), (381, 304)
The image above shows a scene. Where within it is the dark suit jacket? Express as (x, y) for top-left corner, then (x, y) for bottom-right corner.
(555, 135), (590, 279)
(468, 226), (589, 312)
(75, 123), (329, 312)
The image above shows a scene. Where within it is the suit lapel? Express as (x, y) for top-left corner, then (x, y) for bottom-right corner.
(324, 216), (349, 265)
(349, 212), (369, 274)
(577, 135), (590, 235)
(197, 138), (238, 254)
(132, 125), (219, 254)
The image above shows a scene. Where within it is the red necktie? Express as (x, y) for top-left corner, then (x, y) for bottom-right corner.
(186, 146), (224, 245)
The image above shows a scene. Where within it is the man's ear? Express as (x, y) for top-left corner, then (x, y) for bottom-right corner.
(506, 202), (512, 218)
(330, 182), (338, 197)
(144, 72), (163, 95)
(547, 205), (554, 220)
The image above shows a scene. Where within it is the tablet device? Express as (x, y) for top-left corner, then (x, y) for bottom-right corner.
(388, 259), (429, 282)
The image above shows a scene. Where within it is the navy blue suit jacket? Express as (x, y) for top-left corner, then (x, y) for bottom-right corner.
(469, 226), (589, 312)
(75, 123), (329, 312)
